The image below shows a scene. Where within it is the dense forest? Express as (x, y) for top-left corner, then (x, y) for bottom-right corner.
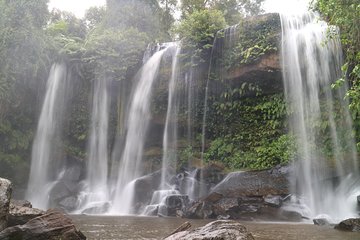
(0, 0), (359, 190)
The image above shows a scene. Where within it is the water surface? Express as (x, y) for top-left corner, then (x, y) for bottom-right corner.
(71, 215), (359, 240)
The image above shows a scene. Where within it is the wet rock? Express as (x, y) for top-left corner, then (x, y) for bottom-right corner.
(185, 202), (203, 219)
(278, 209), (303, 221)
(216, 198), (239, 212)
(10, 200), (32, 208)
(164, 220), (254, 240)
(217, 214), (230, 220)
(203, 192), (223, 203)
(0, 178), (12, 231)
(62, 165), (82, 182)
(210, 166), (290, 198)
(196, 163), (226, 185)
(8, 200), (45, 226)
(264, 195), (282, 208)
(58, 196), (78, 211)
(81, 202), (110, 215)
(160, 195), (189, 216)
(335, 218), (360, 232)
(313, 218), (331, 226)
(49, 182), (71, 202)
(0, 209), (86, 240)
(133, 170), (162, 206)
(357, 195), (360, 205)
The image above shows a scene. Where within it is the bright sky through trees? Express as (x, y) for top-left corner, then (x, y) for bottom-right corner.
(48, 0), (311, 18)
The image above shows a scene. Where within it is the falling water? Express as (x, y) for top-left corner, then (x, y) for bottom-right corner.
(160, 44), (181, 189)
(80, 78), (110, 212)
(201, 25), (239, 160)
(280, 12), (359, 220)
(197, 26), (239, 199)
(110, 44), (174, 214)
(26, 63), (69, 209)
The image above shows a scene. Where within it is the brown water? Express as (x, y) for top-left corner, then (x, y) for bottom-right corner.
(71, 215), (359, 240)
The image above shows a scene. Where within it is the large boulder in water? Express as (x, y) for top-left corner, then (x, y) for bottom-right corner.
(0, 209), (86, 240)
(335, 218), (360, 232)
(132, 170), (162, 206)
(0, 178), (12, 231)
(183, 166), (298, 221)
(164, 220), (254, 240)
(209, 165), (290, 198)
(8, 200), (45, 226)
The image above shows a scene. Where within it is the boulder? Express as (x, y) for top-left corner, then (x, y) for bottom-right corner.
(313, 218), (331, 226)
(81, 202), (110, 215)
(0, 209), (86, 240)
(0, 178), (12, 231)
(8, 200), (45, 226)
(264, 195), (282, 208)
(164, 220), (254, 240)
(58, 196), (78, 211)
(132, 170), (162, 207)
(158, 195), (189, 217)
(335, 218), (360, 232)
(210, 166), (290, 198)
(49, 181), (72, 202)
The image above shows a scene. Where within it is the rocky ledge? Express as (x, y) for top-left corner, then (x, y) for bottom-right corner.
(157, 165), (301, 221)
(335, 218), (360, 232)
(165, 220), (254, 240)
(0, 177), (86, 240)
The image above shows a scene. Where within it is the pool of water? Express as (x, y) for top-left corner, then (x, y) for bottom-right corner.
(71, 215), (359, 240)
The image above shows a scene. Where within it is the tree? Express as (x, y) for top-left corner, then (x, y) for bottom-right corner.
(180, 0), (264, 24)
(0, 0), (51, 186)
(105, 0), (171, 41)
(175, 9), (226, 63)
(314, 0), (360, 146)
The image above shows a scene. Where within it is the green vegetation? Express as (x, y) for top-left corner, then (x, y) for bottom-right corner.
(313, 0), (360, 148)
(3, 0), (358, 186)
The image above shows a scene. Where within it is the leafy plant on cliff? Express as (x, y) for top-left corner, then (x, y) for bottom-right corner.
(314, 0), (360, 148)
(205, 90), (292, 170)
(174, 9), (226, 65)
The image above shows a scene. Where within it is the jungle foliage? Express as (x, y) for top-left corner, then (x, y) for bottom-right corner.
(2, 0), (358, 186)
(313, 0), (360, 148)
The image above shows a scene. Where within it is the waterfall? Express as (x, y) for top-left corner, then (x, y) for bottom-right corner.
(280, 12), (359, 220)
(79, 78), (110, 213)
(110, 44), (174, 214)
(201, 25), (239, 160)
(26, 63), (69, 209)
(160, 45), (181, 189)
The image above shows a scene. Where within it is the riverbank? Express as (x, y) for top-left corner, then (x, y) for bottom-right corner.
(70, 215), (359, 240)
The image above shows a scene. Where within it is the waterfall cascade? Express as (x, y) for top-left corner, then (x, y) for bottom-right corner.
(26, 63), (69, 209)
(77, 78), (110, 213)
(110, 43), (175, 214)
(280, 12), (359, 220)
(160, 45), (181, 189)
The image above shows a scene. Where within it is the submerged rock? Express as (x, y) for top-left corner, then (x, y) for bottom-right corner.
(59, 196), (78, 211)
(313, 218), (331, 226)
(0, 178), (12, 231)
(0, 209), (86, 240)
(8, 200), (45, 226)
(335, 218), (360, 232)
(81, 202), (110, 215)
(164, 220), (254, 240)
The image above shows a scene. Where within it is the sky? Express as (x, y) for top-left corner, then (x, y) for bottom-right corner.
(48, 0), (312, 18)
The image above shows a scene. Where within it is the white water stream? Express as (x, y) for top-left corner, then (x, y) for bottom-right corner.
(26, 63), (69, 209)
(280, 12), (359, 220)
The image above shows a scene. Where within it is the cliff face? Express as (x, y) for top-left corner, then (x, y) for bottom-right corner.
(142, 13), (289, 172)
